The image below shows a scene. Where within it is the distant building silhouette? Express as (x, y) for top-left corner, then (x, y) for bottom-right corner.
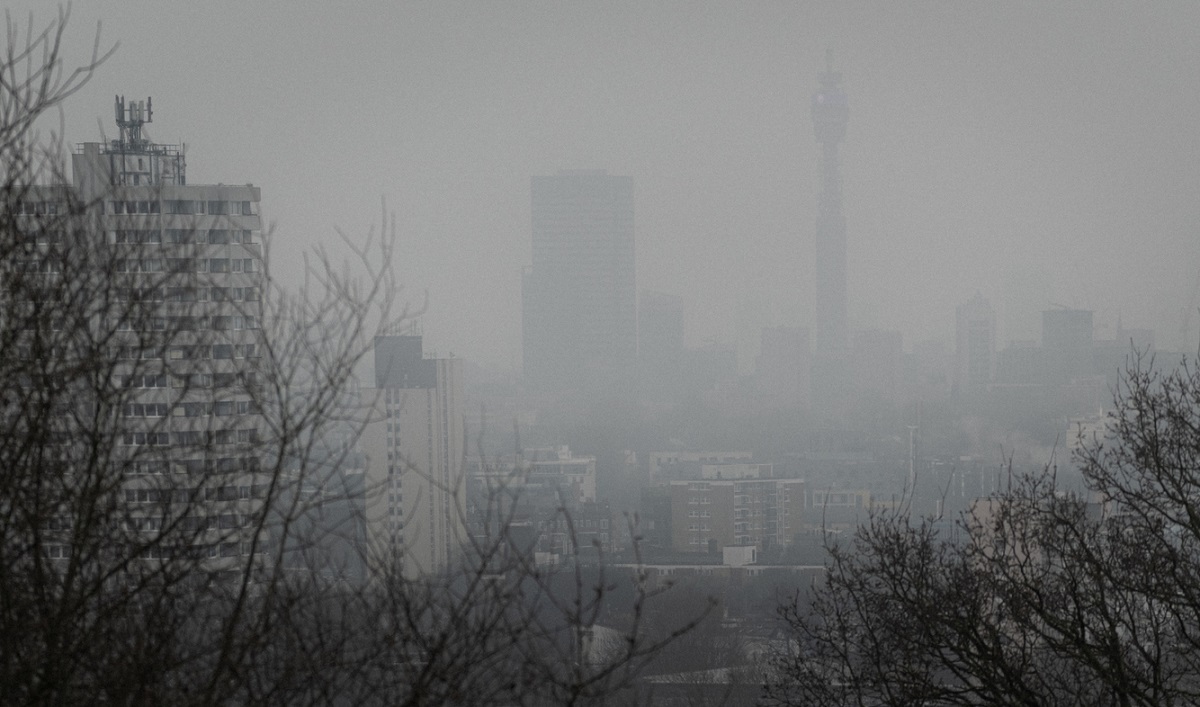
(955, 293), (997, 389)
(1043, 308), (1093, 383)
(810, 53), (851, 416)
(1042, 308), (1093, 352)
(638, 290), (685, 400)
(850, 328), (903, 408)
(755, 326), (811, 411)
(812, 52), (849, 354)
(522, 171), (635, 395)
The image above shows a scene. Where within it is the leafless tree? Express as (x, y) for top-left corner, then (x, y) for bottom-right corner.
(0, 11), (699, 706)
(765, 353), (1200, 707)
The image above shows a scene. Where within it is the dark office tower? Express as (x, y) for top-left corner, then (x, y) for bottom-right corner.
(1042, 308), (1094, 382)
(523, 170), (636, 395)
(812, 53), (849, 354)
(956, 293), (997, 390)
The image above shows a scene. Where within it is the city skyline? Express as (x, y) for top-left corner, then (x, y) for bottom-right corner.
(19, 2), (1200, 371)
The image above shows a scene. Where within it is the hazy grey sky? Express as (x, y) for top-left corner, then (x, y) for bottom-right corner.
(23, 2), (1200, 369)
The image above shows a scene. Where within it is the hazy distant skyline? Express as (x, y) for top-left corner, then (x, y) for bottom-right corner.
(22, 2), (1200, 370)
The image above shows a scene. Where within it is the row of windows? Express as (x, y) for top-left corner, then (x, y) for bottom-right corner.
(10, 201), (62, 216)
(124, 484), (267, 504)
(174, 372), (257, 389)
(123, 403), (170, 418)
(173, 429), (260, 446)
(215, 285), (261, 301)
(13, 345), (71, 360)
(121, 428), (258, 446)
(123, 457), (260, 475)
(123, 400), (260, 418)
(176, 343), (258, 360)
(126, 513), (252, 532)
(127, 460), (170, 475)
(176, 400), (261, 417)
(16, 287), (68, 302)
(138, 542), (262, 560)
(112, 229), (160, 244)
(117, 257), (257, 274)
(44, 542), (262, 562)
(112, 228), (257, 245)
(115, 314), (259, 331)
(110, 343), (259, 360)
(532, 518), (610, 530)
(118, 372), (257, 390)
(113, 285), (261, 302)
(113, 286), (170, 302)
(17, 229), (64, 244)
(111, 200), (256, 216)
(121, 374), (167, 389)
(11, 259), (62, 273)
(114, 284), (261, 303)
(176, 456), (261, 475)
(687, 509), (711, 518)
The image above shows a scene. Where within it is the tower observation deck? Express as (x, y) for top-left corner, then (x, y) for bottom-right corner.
(812, 52), (848, 354)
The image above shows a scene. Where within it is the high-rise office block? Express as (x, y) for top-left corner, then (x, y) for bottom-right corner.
(812, 54), (849, 355)
(363, 335), (464, 578)
(522, 170), (635, 394)
(956, 293), (997, 389)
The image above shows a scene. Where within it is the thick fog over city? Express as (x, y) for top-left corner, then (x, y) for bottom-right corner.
(7, 3), (1200, 704)
(28, 2), (1200, 368)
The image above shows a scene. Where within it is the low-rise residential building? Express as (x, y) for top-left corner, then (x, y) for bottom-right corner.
(667, 476), (805, 554)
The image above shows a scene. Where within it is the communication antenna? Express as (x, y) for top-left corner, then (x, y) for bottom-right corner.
(114, 95), (153, 149)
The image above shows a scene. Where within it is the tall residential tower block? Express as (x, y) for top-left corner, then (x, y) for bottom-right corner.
(65, 97), (266, 566)
(363, 335), (465, 578)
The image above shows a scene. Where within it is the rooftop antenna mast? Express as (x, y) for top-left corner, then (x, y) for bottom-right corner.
(114, 95), (152, 150)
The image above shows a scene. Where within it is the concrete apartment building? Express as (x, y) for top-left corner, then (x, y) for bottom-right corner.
(362, 335), (465, 579)
(59, 97), (267, 565)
